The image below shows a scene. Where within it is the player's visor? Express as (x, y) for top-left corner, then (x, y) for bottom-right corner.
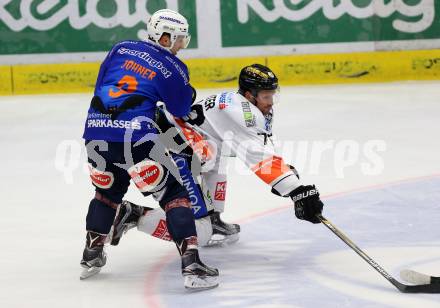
(175, 34), (191, 49)
(256, 87), (280, 105)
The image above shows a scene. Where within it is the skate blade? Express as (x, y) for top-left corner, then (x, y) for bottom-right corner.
(205, 233), (240, 247)
(80, 266), (102, 280)
(184, 275), (219, 291)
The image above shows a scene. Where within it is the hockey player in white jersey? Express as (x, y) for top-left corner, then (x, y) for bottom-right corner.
(110, 64), (325, 247)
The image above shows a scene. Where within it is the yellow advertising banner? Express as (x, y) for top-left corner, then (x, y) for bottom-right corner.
(1, 50), (439, 95)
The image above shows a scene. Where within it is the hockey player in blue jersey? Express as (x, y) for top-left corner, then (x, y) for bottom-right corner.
(80, 9), (218, 290)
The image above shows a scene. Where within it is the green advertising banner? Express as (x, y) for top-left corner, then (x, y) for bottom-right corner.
(0, 0), (197, 55)
(1, 1), (440, 61)
(221, 0), (440, 47)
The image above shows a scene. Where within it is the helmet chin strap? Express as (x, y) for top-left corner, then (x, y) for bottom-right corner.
(251, 90), (264, 110)
(248, 95), (263, 113)
(148, 37), (174, 54)
(245, 93), (256, 107)
(252, 96), (260, 109)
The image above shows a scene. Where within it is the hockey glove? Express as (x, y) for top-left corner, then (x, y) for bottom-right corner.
(182, 104), (205, 126)
(289, 185), (323, 224)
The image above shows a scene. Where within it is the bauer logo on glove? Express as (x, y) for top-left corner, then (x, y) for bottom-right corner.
(290, 188), (318, 202)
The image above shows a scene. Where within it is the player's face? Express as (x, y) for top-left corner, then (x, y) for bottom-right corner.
(170, 36), (187, 55)
(255, 90), (277, 115)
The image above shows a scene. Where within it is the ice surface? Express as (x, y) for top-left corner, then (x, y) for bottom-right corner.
(1, 81), (439, 307)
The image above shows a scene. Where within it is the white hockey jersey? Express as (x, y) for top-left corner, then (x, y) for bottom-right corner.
(185, 91), (302, 197)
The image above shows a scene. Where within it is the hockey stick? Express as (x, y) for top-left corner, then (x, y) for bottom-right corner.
(317, 214), (440, 293)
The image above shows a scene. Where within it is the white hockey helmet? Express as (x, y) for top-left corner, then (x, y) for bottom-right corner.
(147, 9), (191, 50)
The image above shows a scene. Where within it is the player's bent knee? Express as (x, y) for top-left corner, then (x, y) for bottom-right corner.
(164, 198), (197, 240)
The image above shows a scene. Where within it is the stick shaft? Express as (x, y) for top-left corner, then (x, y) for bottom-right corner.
(317, 214), (399, 286)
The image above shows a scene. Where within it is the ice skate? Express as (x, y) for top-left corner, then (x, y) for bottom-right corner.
(206, 212), (240, 246)
(80, 231), (107, 280)
(182, 248), (219, 290)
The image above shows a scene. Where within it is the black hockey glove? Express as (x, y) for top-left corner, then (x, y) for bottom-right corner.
(181, 104), (205, 126)
(289, 185), (323, 224)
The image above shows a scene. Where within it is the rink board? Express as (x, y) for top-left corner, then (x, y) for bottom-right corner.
(1, 50), (440, 95)
(0, 66), (12, 94)
(10, 63), (100, 95)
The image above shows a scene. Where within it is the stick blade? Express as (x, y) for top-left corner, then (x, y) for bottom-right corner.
(400, 283), (440, 293)
(400, 269), (431, 285)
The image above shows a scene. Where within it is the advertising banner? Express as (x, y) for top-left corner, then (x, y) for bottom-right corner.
(1, 1), (439, 60)
(220, 0), (440, 47)
(0, 0), (197, 55)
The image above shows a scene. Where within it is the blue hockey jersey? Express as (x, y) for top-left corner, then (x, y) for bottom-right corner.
(83, 40), (193, 142)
